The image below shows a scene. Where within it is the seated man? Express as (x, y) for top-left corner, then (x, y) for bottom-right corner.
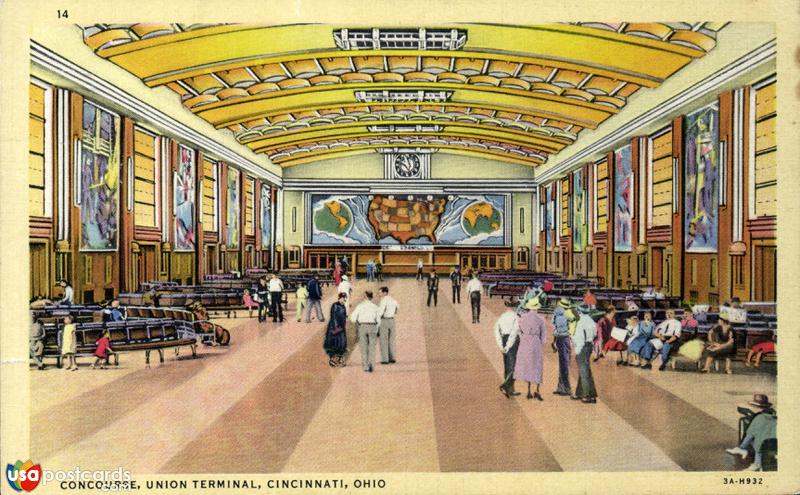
(29, 317), (45, 370)
(641, 286), (656, 300)
(726, 394), (777, 471)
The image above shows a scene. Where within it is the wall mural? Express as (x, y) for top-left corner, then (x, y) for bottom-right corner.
(572, 170), (587, 252)
(545, 185), (553, 243)
(174, 146), (195, 251)
(80, 102), (121, 251)
(226, 168), (240, 249)
(260, 183), (271, 247)
(684, 103), (719, 252)
(614, 145), (633, 252)
(310, 193), (506, 245)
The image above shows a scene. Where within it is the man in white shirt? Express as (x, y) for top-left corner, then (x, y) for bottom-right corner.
(416, 258), (424, 281)
(268, 273), (285, 322)
(337, 275), (353, 308)
(651, 309), (682, 371)
(350, 291), (381, 372)
(572, 304), (598, 403)
(494, 300), (520, 398)
(466, 272), (483, 324)
(378, 286), (399, 365)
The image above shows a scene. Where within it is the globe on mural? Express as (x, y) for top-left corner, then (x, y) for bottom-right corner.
(314, 200), (353, 236)
(462, 201), (502, 236)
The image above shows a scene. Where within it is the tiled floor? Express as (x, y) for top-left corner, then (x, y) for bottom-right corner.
(30, 278), (776, 472)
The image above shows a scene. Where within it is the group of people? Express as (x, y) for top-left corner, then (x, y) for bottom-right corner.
(323, 287), (399, 371)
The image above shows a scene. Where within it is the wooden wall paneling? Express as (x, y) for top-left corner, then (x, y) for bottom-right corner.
(219, 161), (228, 272)
(671, 115), (684, 301)
(737, 86), (753, 301)
(605, 150), (615, 288)
(120, 117), (136, 293)
(195, 150), (206, 281)
(629, 137), (641, 289)
(718, 90), (734, 304)
(68, 92), (83, 301)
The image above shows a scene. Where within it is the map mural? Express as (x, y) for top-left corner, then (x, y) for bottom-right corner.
(310, 194), (506, 245)
(614, 145), (633, 252)
(80, 102), (121, 251)
(572, 170), (587, 252)
(684, 104), (719, 252)
(174, 146), (195, 251)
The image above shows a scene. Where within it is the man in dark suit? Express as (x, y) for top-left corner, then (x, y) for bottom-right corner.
(427, 269), (440, 307)
(449, 266), (462, 304)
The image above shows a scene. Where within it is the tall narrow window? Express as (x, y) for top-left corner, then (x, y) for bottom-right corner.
(29, 80), (53, 218)
(245, 177), (255, 235)
(133, 127), (159, 228)
(752, 77), (777, 218)
(649, 126), (673, 227)
(202, 158), (217, 232)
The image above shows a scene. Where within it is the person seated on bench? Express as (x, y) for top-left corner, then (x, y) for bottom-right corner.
(242, 289), (258, 318)
(91, 329), (115, 369)
(30, 317), (45, 370)
(593, 305), (615, 361)
(681, 309), (699, 332)
(142, 288), (159, 307)
(701, 313), (735, 374)
(654, 287), (666, 300)
(582, 288), (597, 309)
(641, 286), (656, 300)
(103, 299), (125, 322)
(645, 309), (682, 371)
(745, 334), (776, 368)
(602, 313), (637, 366)
(624, 296), (639, 312)
(30, 296), (53, 309)
(726, 394), (777, 471)
(57, 280), (74, 306)
(634, 311), (657, 369)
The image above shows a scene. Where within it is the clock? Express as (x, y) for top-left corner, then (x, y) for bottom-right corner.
(394, 153), (421, 178)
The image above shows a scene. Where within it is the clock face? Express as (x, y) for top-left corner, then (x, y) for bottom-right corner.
(394, 154), (421, 178)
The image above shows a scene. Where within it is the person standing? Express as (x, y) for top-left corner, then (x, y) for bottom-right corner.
(91, 329), (115, 369)
(466, 272), (482, 324)
(416, 258), (424, 281)
(572, 304), (598, 403)
(333, 259), (343, 287)
(366, 259), (375, 282)
(61, 315), (78, 371)
(268, 273), (285, 322)
(350, 291), (381, 372)
(256, 277), (270, 322)
(494, 300), (520, 398)
(338, 274), (352, 308)
(375, 260), (383, 281)
(449, 266), (462, 304)
(551, 298), (573, 396)
(295, 282), (309, 322)
(594, 306), (616, 361)
(305, 274), (325, 323)
(30, 317), (45, 370)
(378, 286), (399, 364)
(426, 269), (440, 307)
(324, 292), (348, 367)
(514, 295), (547, 401)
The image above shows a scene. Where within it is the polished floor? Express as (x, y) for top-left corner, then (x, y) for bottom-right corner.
(31, 278), (776, 473)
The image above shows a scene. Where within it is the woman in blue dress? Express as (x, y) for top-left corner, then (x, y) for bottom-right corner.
(627, 310), (656, 367)
(324, 292), (348, 367)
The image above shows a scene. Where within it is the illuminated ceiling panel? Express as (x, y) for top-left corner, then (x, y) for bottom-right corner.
(82, 23), (724, 167)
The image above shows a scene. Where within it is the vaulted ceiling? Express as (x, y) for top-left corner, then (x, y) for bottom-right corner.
(82, 23), (725, 168)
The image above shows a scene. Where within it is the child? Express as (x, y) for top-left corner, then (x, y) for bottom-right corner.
(295, 282), (309, 322)
(745, 338), (776, 368)
(242, 289), (259, 318)
(61, 315), (78, 371)
(91, 330), (114, 369)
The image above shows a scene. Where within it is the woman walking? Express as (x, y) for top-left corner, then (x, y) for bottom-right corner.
(324, 292), (349, 367)
(514, 295), (547, 401)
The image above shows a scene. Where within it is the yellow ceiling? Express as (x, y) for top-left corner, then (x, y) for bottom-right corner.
(82, 23), (723, 167)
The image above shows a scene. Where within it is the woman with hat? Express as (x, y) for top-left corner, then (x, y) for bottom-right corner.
(514, 293), (547, 401)
(725, 394), (777, 471)
(701, 312), (735, 373)
(551, 297), (573, 396)
(571, 303), (598, 403)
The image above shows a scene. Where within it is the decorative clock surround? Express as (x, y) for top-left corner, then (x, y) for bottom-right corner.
(381, 148), (434, 180)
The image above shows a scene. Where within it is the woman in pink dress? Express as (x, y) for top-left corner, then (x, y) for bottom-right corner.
(514, 296), (547, 401)
(333, 260), (343, 287)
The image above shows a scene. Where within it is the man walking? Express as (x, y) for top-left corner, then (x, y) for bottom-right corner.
(572, 304), (598, 403)
(378, 286), (399, 364)
(426, 269), (440, 307)
(269, 273), (285, 322)
(416, 258), (424, 281)
(466, 271), (482, 323)
(494, 300), (520, 397)
(295, 282), (309, 322)
(449, 266), (462, 304)
(350, 291), (381, 372)
(304, 273), (325, 323)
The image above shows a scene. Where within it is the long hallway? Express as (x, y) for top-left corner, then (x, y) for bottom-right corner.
(30, 278), (775, 473)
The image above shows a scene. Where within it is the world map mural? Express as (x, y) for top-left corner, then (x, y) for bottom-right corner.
(310, 194), (507, 245)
